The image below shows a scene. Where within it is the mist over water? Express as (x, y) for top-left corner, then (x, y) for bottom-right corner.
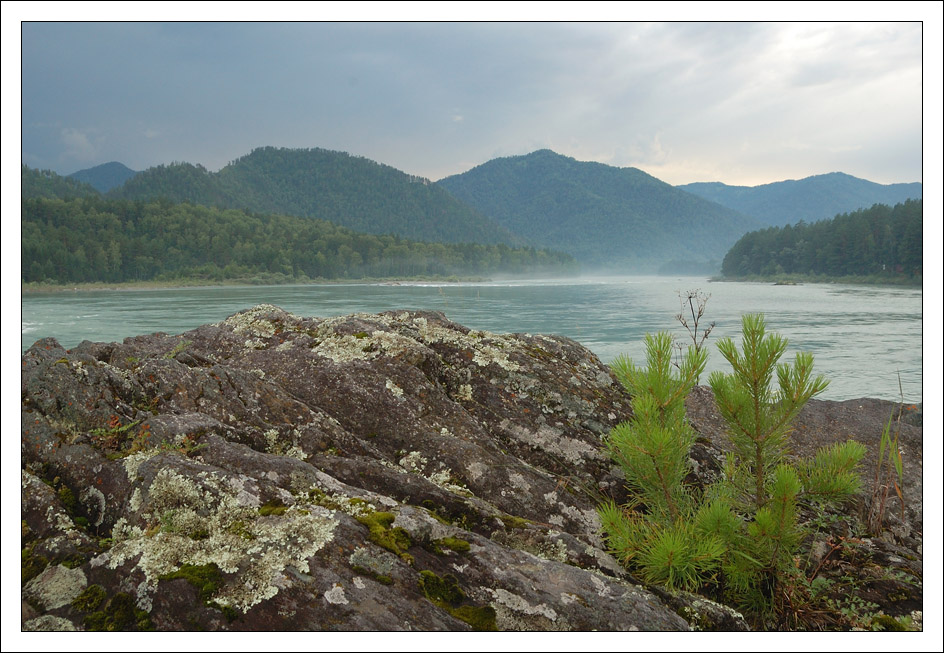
(21, 276), (922, 403)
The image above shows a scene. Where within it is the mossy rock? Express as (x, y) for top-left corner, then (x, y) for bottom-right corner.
(258, 498), (289, 516)
(419, 570), (464, 605)
(71, 584), (107, 612)
(357, 512), (412, 561)
(418, 570), (497, 631)
(429, 536), (471, 555)
(83, 593), (153, 631)
(21, 544), (49, 585)
(159, 562), (224, 604)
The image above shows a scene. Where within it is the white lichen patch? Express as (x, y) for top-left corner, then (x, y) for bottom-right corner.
(23, 616), (79, 632)
(466, 461), (488, 482)
(263, 428), (308, 461)
(220, 304), (287, 339)
(309, 318), (419, 364)
(455, 384), (474, 402)
(560, 592), (580, 605)
(398, 451), (428, 474)
(409, 315), (520, 372)
(487, 587), (561, 630)
(426, 468), (472, 496)
(123, 450), (162, 480)
(100, 467), (339, 613)
(23, 564), (87, 610)
(499, 420), (603, 465)
(324, 583), (349, 605)
(508, 472), (531, 492)
(385, 379), (404, 398)
(349, 546), (396, 579)
(590, 573), (611, 598)
(80, 486), (107, 528)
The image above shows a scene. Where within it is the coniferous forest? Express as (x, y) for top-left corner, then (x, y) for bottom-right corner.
(720, 200), (922, 282)
(21, 195), (576, 284)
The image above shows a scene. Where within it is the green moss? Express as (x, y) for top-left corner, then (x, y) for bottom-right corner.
(429, 536), (471, 555)
(21, 544), (49, 585)
(226, 520), (255, 540)
(450, 604), (498, 631)
(418, 570), (497, 631)
(419, 570), (464, 605)
(159, 562), (223, 604)
(60, 553), (87, 569)
(71, 584), (107, 612)
(57, 485), (79, 515)
(499, 514), (531, 529)
(871, 614), (910, 631)
(356, 512), (413, 562)
(258, 499), (289, 516)
(352, 331), (370, 339)
(351, 565), (394, 585)
(207, 601), (240, 622)
(84, 593), (153, 631)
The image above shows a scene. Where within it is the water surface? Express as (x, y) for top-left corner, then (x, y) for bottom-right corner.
(21, 276), (923, 402)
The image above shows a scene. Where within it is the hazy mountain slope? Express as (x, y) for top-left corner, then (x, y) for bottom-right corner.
(677, 172), (922, 227)
(109, 146), (520, 246)
(437, 149), (761, 271)
(68, 161), (139, 193)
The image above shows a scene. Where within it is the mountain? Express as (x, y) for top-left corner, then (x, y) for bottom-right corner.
(109, 147), (521, 246)
(21, 165), (99, 200)
(68, 161), (139, 193)
(436, 149), (762, 272)
(677, 172), (922, 227)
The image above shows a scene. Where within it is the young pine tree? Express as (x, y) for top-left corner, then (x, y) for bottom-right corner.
(600, 313), (865, 620)
(599, 332), (735, 591)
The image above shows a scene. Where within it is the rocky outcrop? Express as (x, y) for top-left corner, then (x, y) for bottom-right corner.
(20, 305), (921, 631)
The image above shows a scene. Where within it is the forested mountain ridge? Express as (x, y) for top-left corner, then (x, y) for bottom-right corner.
(68, 161), (139, 193)
(22, 194), (576, 284)
(436, 149), (762, 272)
(678, 172), (922, 227)
(720, 199), (922, 281)
(22, 165), (100, 200)
(106, 146), (521, 246)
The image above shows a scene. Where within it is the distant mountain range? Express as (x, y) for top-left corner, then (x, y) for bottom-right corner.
(677, 173), (922, 227)
(105, 147), (519, 246)
(68, 161), (139, 193)
(52, 148), (922, 275)
(437, 150), (761, 272)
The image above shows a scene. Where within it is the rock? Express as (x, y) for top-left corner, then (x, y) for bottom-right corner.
(19, 305), (921, 631)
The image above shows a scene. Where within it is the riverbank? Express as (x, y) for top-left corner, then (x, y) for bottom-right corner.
(712, 273), (922, 287)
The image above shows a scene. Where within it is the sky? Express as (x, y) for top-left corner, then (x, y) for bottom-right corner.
(8, 7), (940, 188)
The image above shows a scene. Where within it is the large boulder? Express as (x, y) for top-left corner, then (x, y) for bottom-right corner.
(20, 305), (921, 631)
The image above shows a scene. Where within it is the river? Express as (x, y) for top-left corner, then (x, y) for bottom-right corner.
(20, 276), (923, 403)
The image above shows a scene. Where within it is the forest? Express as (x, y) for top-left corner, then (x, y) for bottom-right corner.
(720, 200), (922, 282)
(21, 195), (576, 284)
(107, 147), (519, 246)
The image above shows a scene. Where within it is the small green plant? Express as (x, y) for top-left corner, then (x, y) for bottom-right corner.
(599, 313), (866, 627)
(163, 339), (192, 359)
(866, 406), (905, 535)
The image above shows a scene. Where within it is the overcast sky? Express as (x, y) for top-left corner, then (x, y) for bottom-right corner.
(8, 11), (939, 187)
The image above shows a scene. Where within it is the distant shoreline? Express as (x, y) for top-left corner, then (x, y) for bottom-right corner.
(710, 274), (922, 288)
(20, 276), (492, 295)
